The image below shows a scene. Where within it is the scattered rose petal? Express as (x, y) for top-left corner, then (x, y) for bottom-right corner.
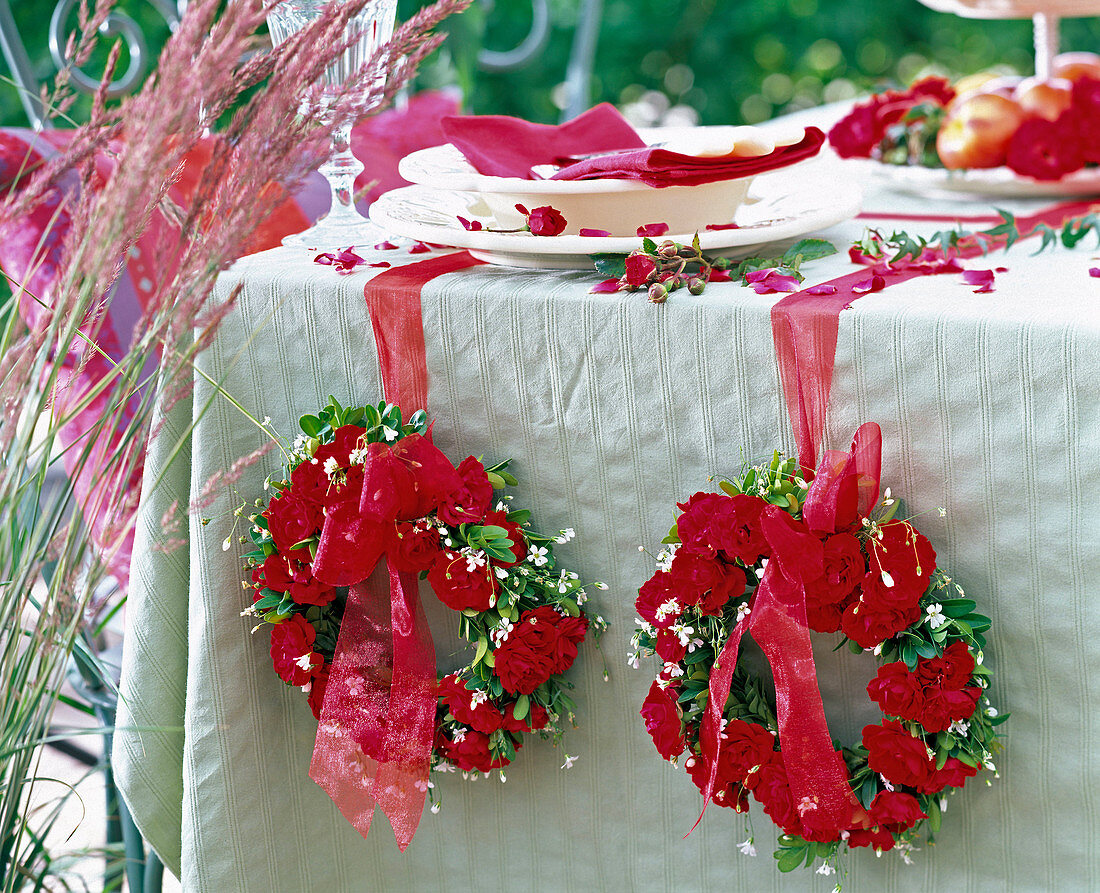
(374, 241), (399, 250)
(849, 245), (874, 264)
(457, 216), (483, 231)
(590, 278), (621, 293)
(805, 283), (838, 295)
(515, 203), (530, 216)
(637, 222), (670, 237)
(409, 241), (431, 254)
(852, 274), (886, 294)
(705, 222), (740, 231)
(313, 246), (366, 274)
(368, 262), (391, 268)
(1090, 267), (1100, 278)
(961, 268), (995, 293)
(745, 268), (801, 294)
(579, 228), (611, 237)
(995, 266), (1008, 273)
(708, 268), (733, 282)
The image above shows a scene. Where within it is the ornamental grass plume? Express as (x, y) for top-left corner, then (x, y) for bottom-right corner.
(0, 0), (468, 887)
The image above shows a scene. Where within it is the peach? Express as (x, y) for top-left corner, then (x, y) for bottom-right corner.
(1014, 76), (1074, 121)
(1051, 52), (1100, 84)
(936, 92), (1026, 169)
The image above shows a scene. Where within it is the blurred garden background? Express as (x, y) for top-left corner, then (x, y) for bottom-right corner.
(5, 0), (1100, 132)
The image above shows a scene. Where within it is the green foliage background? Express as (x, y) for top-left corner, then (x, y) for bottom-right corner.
(4, 0), (1100, 130)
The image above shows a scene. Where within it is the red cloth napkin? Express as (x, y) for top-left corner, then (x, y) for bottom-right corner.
(440, 103), (645, 179)
(551, 127), (827, 188)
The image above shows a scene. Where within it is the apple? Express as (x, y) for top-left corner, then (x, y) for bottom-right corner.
(936, 92), (1026, 169)
(1051, 52), (1100, 84)
(1014, 76), (1074, 121)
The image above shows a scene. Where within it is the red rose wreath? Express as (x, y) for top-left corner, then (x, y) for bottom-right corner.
(632, 424), (1005, 881)
(242, 399), (603, 844)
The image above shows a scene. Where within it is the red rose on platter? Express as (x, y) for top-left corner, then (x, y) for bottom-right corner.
(1006, 114), (1084, 181)
(493, 605), (588, 694)
(867, 660), (925, 720)
(387, 519), (442, 573)
(635, 571), (680, 629)
(828, 103), (881, 159)
(438, 728), (516, 773)
(921, 756), (979, 793)
(847, 826), (896, 850)
(868, 790), (926, 832)
(841, 600), (920, 649)
(641, 680), (686, 760)
(862, 719), (935, 789)
(307, 666), (329, 719)
(426, 551), (497, 613)
(439, 674), (503, 735)
(437, 456), (494, 525)
(624, 252), (658, 288)
(522, 204), (568, 236)
(482, 509), (527, 567)
(269, 614), (322, 687)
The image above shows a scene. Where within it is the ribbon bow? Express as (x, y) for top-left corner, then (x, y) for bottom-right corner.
(306, 433), (461, 850)
(695, 422), (882, 838)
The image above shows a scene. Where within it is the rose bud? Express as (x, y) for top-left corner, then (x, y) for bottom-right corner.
(659, 241), (679, 258)
(648, 283), (669, 303)
(688, 277), (706, 295)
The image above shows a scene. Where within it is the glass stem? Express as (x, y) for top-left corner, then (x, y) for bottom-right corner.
(318, 119), (366, 226)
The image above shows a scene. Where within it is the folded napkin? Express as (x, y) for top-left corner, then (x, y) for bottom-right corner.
(551, 126), (827, 188)
(440, 103), (646, 179)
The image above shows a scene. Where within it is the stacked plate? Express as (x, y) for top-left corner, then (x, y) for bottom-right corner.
(370, 126), (863, 269)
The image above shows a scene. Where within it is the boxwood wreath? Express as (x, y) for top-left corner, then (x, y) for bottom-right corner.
(241, 399), (606, 803)
(631, 450), (1005, 882)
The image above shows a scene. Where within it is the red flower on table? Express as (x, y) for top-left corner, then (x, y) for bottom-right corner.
(516, 203), (568, 236)
(493, 605), (588, 694)
(313, 246), (366, 274)
(426, 550), (497, 613)
(640, 680), (686, 760)
(437, 455), (494, 525)
(827, 76), (955, 159)
(269, 614), (322, 687)
(862, 718), (935, 789)
(624, 252), (658, 288)
(1006, 115), (1085, 181)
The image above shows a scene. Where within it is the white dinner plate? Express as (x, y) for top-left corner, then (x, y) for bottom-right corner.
(864, 158), (1100, 199)
(370, 162), (862, 270)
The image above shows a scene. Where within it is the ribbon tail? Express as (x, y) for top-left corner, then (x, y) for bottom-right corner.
(309, 563), (437, 850)
(751, 571), (867, 836)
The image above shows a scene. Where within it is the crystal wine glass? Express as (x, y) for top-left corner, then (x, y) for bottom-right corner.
(268, 0), (399, 249)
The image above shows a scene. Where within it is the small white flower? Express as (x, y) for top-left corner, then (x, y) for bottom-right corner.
(295, 652), (316, 672)
(938, 507), (947, 517)
(323, 455), (340, 479)
(736, 602), (751, 624)
(880, 775), (894, 792)
(663, 662), (684, 679)
(976, 650), (985, 665)
(816, 863), (836, 876)
(737, 838), (757, 857)
(430, 802), (441, 814)
(595, 582), (609, 590)
(491, 619), (514, 645)
(880, 569), (895, 588)
(382, 425), (399, 442)
(656, 598), (681, 623)
(948, 719), (970, 736)
(222, 537), (232, 552)
(575, 590), (588, 605)
(495, 500), (508, 512)
(349, 446), (369, 465)
(529, 545), (550, 567)
(561, 754), (577, 770)
(627, 652), (641, 669)
(554, 528), (576, 544)
(494, 566), (509, 580)
(470, 689), (489, 707)
(925, 603), (946, 629)
(873, 642), (884, 656)
(452, 727), (467, 743)
(984, 760), (996, 773)
(986, 706), (999, 718)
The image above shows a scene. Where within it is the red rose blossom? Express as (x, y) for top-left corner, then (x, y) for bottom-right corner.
(867, 660), (925, 720)
(863, 719), (935, 789)
(439, 673), (504, 735)
(746, 756), (801, 836)
(269, 614), (322, 687)
(1006, 114), (1085, 181)
(493, 605), (588, 694)
(666, 549), (743, 614)
(438, 728), (516, 772)
(1070, 76), (1100, 162)
(635, 571), (680, 629)
(847, 826), (896, 850)
(387, 519), (442, 573)
(426, 551), (497, 613)
(818, 533), (865, 602)
(307, 667), (329, 719)
(859, 521), (936, 613)
(267, 491), (324, 556)
(653, 628), (687, 663)
(921, 756), (979, 793)
(640, 680), (686, 760)
(519, 204), (567, 236)
(624, 252), (658, 288)
(868, 790), (926, 832)
(437, 456), (494, 525)
(501, 700), (550, 733)
(841, 600), (921, 649)
(718, 719), (776, 784)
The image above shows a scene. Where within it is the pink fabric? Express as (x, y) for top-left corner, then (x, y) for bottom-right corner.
(552, 127), (827, 188)
(441, 103), (645, 180)
(0, 91), (462, 590)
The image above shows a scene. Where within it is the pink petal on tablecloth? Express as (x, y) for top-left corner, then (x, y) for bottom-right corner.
(590, 278), (621, 293)
(580, 228), (611, 237)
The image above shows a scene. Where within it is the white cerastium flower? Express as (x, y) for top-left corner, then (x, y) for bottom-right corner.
(737, 837), (757, 857)
(528, 545), (549, 567)
(925, 603), (946, 629)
